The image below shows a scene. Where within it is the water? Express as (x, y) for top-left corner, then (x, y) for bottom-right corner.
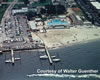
(48, 19), (69, 26)
(0, 39), (100, 80)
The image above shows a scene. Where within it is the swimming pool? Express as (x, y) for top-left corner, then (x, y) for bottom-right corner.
(48, 19), (70, 27)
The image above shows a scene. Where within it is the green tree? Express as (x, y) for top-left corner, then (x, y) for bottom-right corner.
(23, 0), (29, 5)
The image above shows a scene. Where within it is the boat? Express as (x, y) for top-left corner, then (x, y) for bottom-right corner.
(5, 59), (12, 63)
(51, 56), (56, 58)
(15, 58), (21, 60)
(40, 55), (48, 59)
(52, 59), (60, 62)
(5, 57), (21, 63)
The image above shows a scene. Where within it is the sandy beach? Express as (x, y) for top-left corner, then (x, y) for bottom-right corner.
(31, 27), (100, 49)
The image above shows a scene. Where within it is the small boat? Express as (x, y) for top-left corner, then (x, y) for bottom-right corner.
(51, 56), (56, 58)
(40, 55), (48, 59)
(15, 58), (21, 61)
(52, 59), (60, 62)
(5, 59), (12, 63)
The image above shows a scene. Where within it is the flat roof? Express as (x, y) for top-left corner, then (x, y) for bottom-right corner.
(58, 15), (66, 18)
(29, 21), (37, 29)
(76, 15), (81, 21)
(91, 2), (100, 9)
(12, 9), (28, 14)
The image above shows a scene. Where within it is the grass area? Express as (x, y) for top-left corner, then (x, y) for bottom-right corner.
(32, 2), (50, 7)
(18, 0), (24, 2)
(14, 0), (26, 8)
(32, 0), (52, 7)
(0, 5), (9, 23)
(7, 0), (14, 2)
(14, 0), (52, 9)
(14, 4), (25, 8)
(0, 0), (14, 23)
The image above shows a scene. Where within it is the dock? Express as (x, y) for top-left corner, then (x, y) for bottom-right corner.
(11, 49), (14, 64)
(45, 46), (53, 65)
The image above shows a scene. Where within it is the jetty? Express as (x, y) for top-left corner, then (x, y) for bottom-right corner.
(45, 46), (53, 65)
(11, 49), (14, 65)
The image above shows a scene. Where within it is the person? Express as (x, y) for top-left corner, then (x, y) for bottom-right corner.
(43, 26), (47, 33)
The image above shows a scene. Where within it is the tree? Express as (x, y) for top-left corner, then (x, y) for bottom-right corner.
(23, 0), (29, 5)
(40, 0), (47, 3)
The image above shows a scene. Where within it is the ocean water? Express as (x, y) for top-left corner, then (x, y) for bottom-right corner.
(0, 39), (100, 80)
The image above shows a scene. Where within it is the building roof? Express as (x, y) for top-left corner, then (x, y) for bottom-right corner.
(12, 7), (28, 14)
(76, 15), (81, 21)
(91, 2), (100, 9)
(29, 21), (37, 29)
(58, 15), (66, 18)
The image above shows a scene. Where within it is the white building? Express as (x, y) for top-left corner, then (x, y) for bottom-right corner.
(91, 1), (100, 10)
(29, 21), (37, 30)
(12, 7), (28, 14)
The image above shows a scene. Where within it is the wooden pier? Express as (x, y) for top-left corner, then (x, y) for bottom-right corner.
(11, 49), (14, 64)
(45, 46), (53, 65)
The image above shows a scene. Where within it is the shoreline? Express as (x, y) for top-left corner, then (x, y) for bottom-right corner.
(48, 38), (100, 50)
(33, 27), (100, 50)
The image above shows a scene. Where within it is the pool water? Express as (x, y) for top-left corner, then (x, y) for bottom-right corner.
(48, 19), (69, 26)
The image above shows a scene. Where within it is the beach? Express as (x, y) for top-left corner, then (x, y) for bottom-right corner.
(31, 27), (100, 49)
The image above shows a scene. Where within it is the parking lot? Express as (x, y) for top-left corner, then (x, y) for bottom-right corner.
(1, 14), (43, 50)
